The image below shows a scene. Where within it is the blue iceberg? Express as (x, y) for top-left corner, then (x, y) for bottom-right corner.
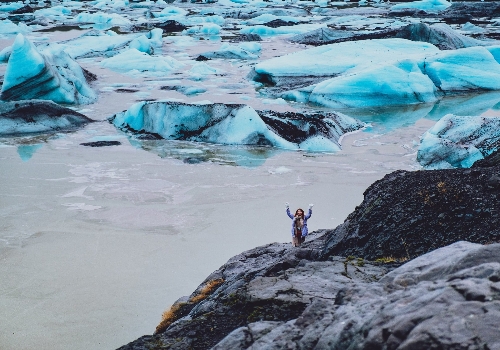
(109, 101), (365, 152)
(417, 114), (500, 169)
(100, 48), (183, 75)
(0, 34), (97, 104)
(391, 0), (451, 13)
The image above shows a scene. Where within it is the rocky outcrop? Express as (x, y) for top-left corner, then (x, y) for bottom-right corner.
(119, 238), (500, 349)
(0, 100), (93, 135)
(118, 231), (392, 350)
(214, 241), (500, 350)
(119, 164), (500, 350)
(322, 167), (500, 261)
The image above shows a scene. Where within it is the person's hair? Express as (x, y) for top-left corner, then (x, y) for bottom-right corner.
(295, 208), (304, 217)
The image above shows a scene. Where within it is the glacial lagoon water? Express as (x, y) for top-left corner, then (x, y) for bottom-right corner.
(2, 6), (500, 349)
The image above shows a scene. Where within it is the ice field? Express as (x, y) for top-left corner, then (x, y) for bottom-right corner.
(2, 0), (500, 348)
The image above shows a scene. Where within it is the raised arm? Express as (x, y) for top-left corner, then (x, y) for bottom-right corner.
(285, 202), (294, 219)
(305, 204), (313, 219)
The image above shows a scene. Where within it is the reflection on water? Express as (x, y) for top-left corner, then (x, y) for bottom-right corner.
(128, 138), (282, 167)
(336, 91), (500, 132)
(17, 144), (43, 161)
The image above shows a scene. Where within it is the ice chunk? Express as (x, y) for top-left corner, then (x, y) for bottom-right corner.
(34, 6), (72, 19)
(188, 62), (221, 80)
(421, 46), (500, 92)
(0, 2), (24, 12)
(129, 28), (163, 54)
(182, 15), (225, 26)
(72, 12), (131, 28)
(184, 23), (221, 36)
(254, 38), (439, 86)
(1, 34), (97, 104)
(391, 0), (451, 13)
(57, 30), (139, 59)
(240, 23), (324, 36)
(109, 102), (365, 151)
(244, 14), (303, 25)
(0, 45), (11, 62)
(417, 114), (500, 169)
(0, 19), (31, 34)
(201, 42), (261, 60)
(153, 6), (188, 18)
(100, 48), (183, 74)
(461, 22), (485, 34)
(306, 60), (438, 108)
(0, 100), (93, 135)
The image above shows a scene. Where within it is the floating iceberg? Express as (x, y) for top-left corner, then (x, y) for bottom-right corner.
(153, 6), (188, 19)
(188, 62), (221, 80)
(0, 100), (93, 135)
(184, 23), (222, 36)
(129, 28), (163, 54)
(34, 5), (72, 19)
(0, 19), (30, 34)
(255, 39), (500, 107)
(391, 0), (451, 13)
(201, 42), (261, 60)
(57, 30), (139, 59)
(417, 114), (500, 169)
(109, 102), (364, 151)
(421, 46), (500, 92)
(72, 12), (131, 26)
(100, 48), (183, 74)
(305, 60), (439, 108)
(253, 39), (439, 87)
(1, 34), (97, 104)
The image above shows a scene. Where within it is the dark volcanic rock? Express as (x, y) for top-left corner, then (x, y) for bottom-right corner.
(80, 141), (121, 147)
(119, 238), (500, 349)
(0, 100), (93, 135)
(214, 242), (500, 350)
(118, 231), (391, 350)
(322, 168), (500, 261)
(473, 149), (500, 168)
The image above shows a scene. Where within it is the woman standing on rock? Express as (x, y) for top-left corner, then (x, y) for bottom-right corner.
(285, 203), (313, 247)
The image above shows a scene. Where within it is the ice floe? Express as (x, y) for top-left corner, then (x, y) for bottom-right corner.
(391, 0), (451, 13)
(0, 19), (31, 34)
(1, 34), (97, 104)
(417, 114), (500, 169)
(255, 38), (500, 107)
(201, 42), (261, 60)
(0, 100), (93, 135)
(100, 48), (184, 75)
(56, 30), (139, 59)
(72, 12), (132, 27)
(110, 101), (364, 151)
(128, 28), (163, 54)
(253, 39), (439, 86)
